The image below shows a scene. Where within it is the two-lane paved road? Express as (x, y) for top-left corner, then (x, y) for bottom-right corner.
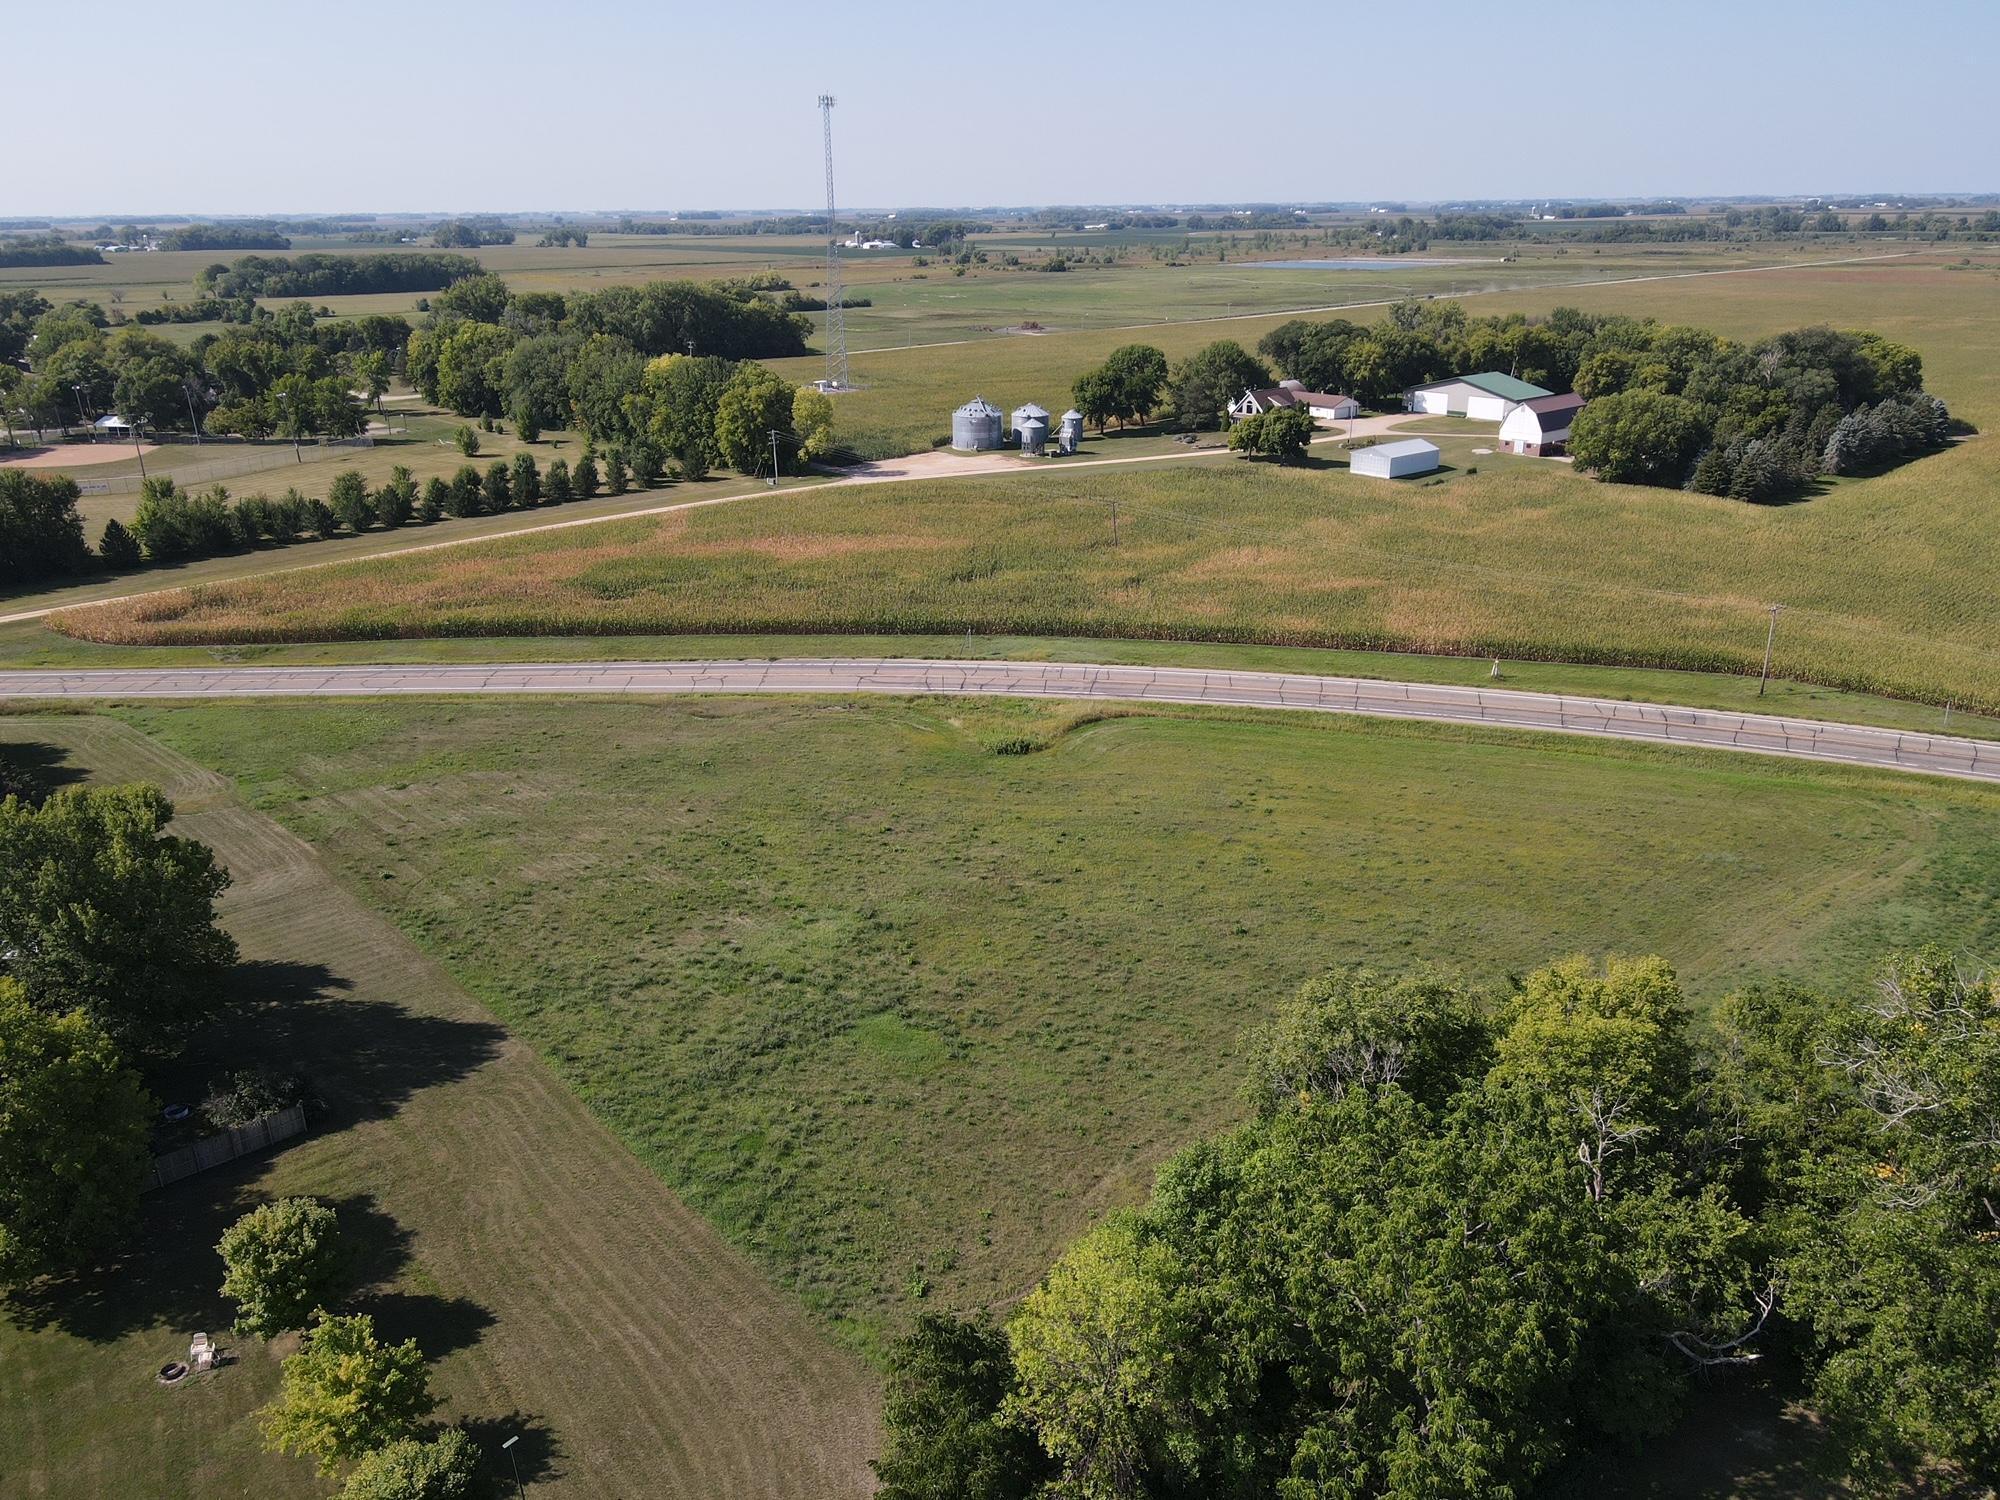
(5, 658), (1996, 784)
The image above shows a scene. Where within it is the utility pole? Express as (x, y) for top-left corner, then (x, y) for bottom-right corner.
(769, 429), (782, 488)
(184, 381), (202, 444)
(1110, 497), (1119, 546)
(1756, 604), (1782, 697)
(131, 419), (147, 481)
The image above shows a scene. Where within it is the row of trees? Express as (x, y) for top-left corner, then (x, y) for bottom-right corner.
(875, 951), (2000, 1498)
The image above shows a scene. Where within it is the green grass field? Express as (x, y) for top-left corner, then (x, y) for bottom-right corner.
(0, 712), (877, 1500)
(103, 694), (2000, 1359)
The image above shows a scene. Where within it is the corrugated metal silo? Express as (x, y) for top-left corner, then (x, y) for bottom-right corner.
(1018, 416), (1048, 455)
(1058, 409), (1084, 454)
(952, 396), (1004, 451)
(1010, 402), (1051, 444)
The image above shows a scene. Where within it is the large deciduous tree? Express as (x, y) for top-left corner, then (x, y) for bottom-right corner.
(0, 783), (237, 1053)
(219, 1197), (346, 1338)
(0, 981), (152, 1286)
(713, 363), (795, 472)
(262, 1311), (437, 1476)
(1566, 389), (1711, 486)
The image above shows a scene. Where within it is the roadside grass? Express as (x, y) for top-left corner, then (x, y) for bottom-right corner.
(0, 713), (878, 1500)
(50, 426), (2000, 709)
(1, 465), (832, 620)
(105, 694), (2000, 1358)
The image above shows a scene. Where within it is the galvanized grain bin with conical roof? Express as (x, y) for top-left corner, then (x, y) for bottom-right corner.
(952, 396), (1004, 451)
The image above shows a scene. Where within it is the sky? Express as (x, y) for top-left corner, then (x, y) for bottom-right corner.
(4, 0), (1994, 218)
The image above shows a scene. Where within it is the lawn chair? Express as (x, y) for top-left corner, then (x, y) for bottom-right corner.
(189, 1332), (214, 1372)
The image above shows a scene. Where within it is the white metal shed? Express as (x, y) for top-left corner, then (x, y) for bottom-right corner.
(1350, 438), (1440, 479)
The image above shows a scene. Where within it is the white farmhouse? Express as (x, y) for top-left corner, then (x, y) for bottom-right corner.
(1402, 371), (1551, 421)
(1497, 393), (1587, 456)
(1228, 379), (1360, 423)
(1349, 438), (1440, 479)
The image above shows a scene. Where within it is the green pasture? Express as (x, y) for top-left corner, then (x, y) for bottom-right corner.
(114, 694), (2000, 1355)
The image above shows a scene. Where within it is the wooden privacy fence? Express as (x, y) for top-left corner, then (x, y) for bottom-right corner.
(146, 1104), (308, 1191)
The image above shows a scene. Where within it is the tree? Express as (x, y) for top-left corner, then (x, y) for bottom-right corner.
(573, 454), (600, 499)
(1073, 345), (1169, 431)
(0, 470), (91, 585)
(510, 450), (540, 506)
(564, 333), (646, 443)
(1166, 340), (1269, 431)
(262, 1311), (437, 1476)
(602, 448), (629, 495)
(481, 460), (512, 512)
(713, 363), (794, 472)
(352, 350), (391, 425)
(452, 424), (479, 457)
(97, 516), (141, 569)
(219, 1197), (346, 1338)
(0, 981), (152, 1286)
(337, 1430), (481, 1500)
(417, 477), (447, 523)
(543, 458), (572, 504)
(329, 470), (374, 533)
(875, 1313), (1052, 1500)
(434, 321), (515, 417)
(1566, 389), (1711, 486)
(444, 465), (481, 519)
(0, 784), (237, 1053)
(376, 466), (416, 529)
(1007, 1214), (1215, 1500)
(1737, 951), (2000, 1484)
(792, 386), (836, 462)
(1226, 404), (1316, 462)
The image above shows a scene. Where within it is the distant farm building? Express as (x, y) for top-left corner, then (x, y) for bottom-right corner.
(952, 396), (1005, 451)
(1498, 393), (1587, 456)
(1350, 438), (1441, 480)
(1229, 380), (1360, 423)
(1058, 409), (1084, 454)
(1403, 372), (1551, 421)
(1018, 415), (1049, 455)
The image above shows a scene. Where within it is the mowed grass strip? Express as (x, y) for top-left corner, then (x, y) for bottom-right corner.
(0, 713), (878, 1500)
(56, 421), (2000, 709)
(114, 695), (2000, 1351)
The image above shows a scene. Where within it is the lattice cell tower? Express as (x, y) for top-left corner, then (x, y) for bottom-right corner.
(817, 94), (850, 392)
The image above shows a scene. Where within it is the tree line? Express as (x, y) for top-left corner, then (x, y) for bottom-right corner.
(0, 234), (103, 268)
(2, 291), (392, 452)
(195, 252), (484, 300)
(402, 275), (817, 459)
(875, 952), (2000, 1499)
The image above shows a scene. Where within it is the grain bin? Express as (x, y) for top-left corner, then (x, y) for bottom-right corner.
(1010, 402), (1051, 445)
(952, 396), (1004, 451)
(1018, 415), (1048, 455)
(1058, 409), (1083, 453)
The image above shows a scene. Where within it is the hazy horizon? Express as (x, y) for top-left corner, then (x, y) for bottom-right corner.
(5, 0), (1994, 219)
